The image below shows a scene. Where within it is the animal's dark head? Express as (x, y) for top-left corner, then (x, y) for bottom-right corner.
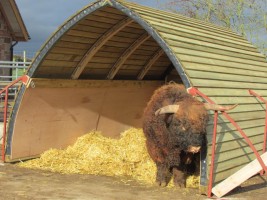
(155, 96), (238, 152)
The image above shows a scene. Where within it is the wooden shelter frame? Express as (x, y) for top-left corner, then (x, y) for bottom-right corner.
(71, 17), (134, 79)
(107, 32), (151, 79)
(137, 48), (164, 80)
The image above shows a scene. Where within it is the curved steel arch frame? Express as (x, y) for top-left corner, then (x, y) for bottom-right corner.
(6, 0), (192, 159)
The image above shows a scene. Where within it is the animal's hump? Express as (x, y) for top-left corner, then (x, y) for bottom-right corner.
(155, 83), (186, 97)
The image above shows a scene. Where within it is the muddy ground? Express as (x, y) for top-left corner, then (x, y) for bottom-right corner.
(0, 163), (267, 200)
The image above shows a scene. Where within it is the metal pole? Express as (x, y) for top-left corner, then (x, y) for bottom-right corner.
(23, 51), (26, 63)
(263, 102), (267, 154)
(260, 102), (267, 176)
(208, 111), (218, 198)
(248, 90), (267, 175)
(1, 89), (8, 162)
(0, 75), (31, 162)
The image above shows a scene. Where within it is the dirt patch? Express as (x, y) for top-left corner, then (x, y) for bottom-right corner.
(0, 163), (266, 200)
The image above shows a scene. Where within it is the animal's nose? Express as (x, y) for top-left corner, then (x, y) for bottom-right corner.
(188, 146), (201, 153)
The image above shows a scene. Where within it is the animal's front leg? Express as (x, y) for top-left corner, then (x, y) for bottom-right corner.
(156, 163), (172, 187)
(172, 167), (186, 188)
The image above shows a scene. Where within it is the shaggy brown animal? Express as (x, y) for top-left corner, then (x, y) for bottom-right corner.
(143, 84), (236, 187)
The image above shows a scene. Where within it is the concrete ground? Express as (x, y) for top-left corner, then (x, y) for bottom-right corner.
(0, 163), (267, 200)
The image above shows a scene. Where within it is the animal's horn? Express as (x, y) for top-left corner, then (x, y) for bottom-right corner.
(155, 105), (180, 116)
(204, 103), (238, 111)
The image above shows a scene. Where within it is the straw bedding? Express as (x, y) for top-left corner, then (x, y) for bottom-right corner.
(18, 128), (199, 188)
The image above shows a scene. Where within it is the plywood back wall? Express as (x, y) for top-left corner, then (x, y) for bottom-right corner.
(10, 80), (162, 160)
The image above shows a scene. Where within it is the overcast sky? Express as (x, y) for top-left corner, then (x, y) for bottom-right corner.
(15, 0), (159, 58)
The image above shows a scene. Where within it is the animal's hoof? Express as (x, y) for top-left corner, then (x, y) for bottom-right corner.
(156, 180), (167, 187)
(174, 180), (185, 188)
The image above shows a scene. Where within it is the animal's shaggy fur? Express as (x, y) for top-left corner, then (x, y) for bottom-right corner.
(143, 84), (209, 187)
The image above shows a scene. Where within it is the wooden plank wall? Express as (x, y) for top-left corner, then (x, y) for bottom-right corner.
(120, 1), (267, 185)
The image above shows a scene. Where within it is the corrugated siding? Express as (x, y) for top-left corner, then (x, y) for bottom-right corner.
(118, 0), (267, 184)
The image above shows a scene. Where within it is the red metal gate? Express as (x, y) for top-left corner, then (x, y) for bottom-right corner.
(0, 75), (31, 162)
(188, 87), (267, 198)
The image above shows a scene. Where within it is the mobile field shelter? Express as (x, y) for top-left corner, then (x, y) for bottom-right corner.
(3, 0), (267, 195)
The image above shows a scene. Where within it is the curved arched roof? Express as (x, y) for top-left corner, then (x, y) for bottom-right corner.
(27, 0), (266, 89)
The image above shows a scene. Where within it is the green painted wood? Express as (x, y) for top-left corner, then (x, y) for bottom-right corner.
(119, 0), (248, 39)
(206, 120), (265, 135)
(206, 129), (264, 147)
(206, 117), (265, 127)
(191, 79), (267, 89)
(209, 96), (266, 104)
(185, 63), (267, 77)
(188, 71), (267, 84)
(207, 119), (262, 132)
(206, 111), (266, 124)
(165, 39), (264, 62)
(209, 142), (262, 163)
(213, 150), (263, 174)
(153, 24), (259, 54)
(171, 47), (266, 67)
(180, 56), (267, 72)
(208, 134), (265, 152)
(141, 15), (254, 46)
(199, 88), (267, 97)
(149, 20), (255, 49)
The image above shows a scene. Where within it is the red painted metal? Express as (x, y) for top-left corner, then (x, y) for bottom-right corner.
(221, 113), (267, 173)
(188, 87), (267, 197)
(0, 75), (31, 162)
(0, 75), (30, 95)
(1, 90), (8, 162)
(248, 89), (267, 175)
(248, 90), (267, 103)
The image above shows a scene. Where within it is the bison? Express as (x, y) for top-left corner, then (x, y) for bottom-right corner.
(143, 83), (237, 187)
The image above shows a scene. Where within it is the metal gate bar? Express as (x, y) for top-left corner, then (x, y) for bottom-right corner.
(0, 75), (31, 162)
(248, 89), (267, 175)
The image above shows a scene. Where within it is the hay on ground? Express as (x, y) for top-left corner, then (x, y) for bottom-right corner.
(18, 128), (199, 188)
